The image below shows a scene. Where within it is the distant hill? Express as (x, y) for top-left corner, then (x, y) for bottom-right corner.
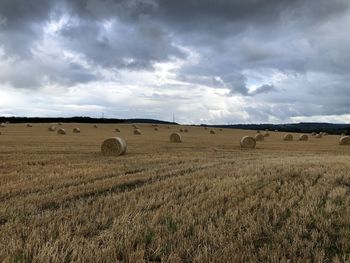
(205, 122), (350, 135)
(0, 116), (176, 125)
(1, 117), (349, 135)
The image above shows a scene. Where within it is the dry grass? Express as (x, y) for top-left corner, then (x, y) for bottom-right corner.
(1, 124), (350, 262)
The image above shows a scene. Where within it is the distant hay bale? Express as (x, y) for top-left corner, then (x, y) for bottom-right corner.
(219, 128), (223, 131)
(323, 132), (328, 136)
(48, 126), (56, 132)
(0, 123), (5, 128)
(134, 129), (141, 135)
(132, 124), (138, 129)
(283, 134), (293, 141)
(115, 128), (121, 132)
(167, 126), (171, 129)
(170, 132), (182, 143)
(26, 124), (33, 127)
(179, 128), (184, 132)
(263, 132), (270, 137)
(255, 133), (264, 141)
(256, 130), (260, 133)
(274, 130), (278, 132)
(299, 134), (308, 141)
(73, 128), (80, 133)
(341, 133), (346, 136)
(204, 127), (208, 130)
(184, 128), (189, 133)
(210, 130), (216, 134)
(339, 136), (350, 146)
(57, 128), (66, 135)
(154, 127), (158, 131)
(311, 132), (316, 136)
(240, 136), (256, 149)
(315, 133), (322, 138)
(101, 137), (127, 156)
(58, 122), (63, 126)
(93, 124), (98, 128)
(152, 124), (158, 127)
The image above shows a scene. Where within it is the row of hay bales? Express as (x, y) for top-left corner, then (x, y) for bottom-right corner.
(101, 133), (183, 156)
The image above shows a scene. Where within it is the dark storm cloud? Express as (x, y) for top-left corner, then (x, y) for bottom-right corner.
(1, 0), (350, 122)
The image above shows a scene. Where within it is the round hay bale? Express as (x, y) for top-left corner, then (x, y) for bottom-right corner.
(93, 124), (98, 128)
(315, 133), (322, 138)
(283, 134), (293, 141)
(219, 128), (223, 131)
(154, 127), (158, 131)
(255, 133), (264, 141)
(57, 128), (66, 135)
(179, 128), (184, 133)
(256, 130), (260, 133)
(240, 136), (256, 149)
(311, 132), (316, 136)
(339, 136), (350, 146)
(184, 128), (189, 133)
(341, 133), (346, 137)
(263, 132), (270, 137)
(134, 129), (141, 135)
(48, 126), (56, 132)
(274, 130), (278, 132)
(167, 126), (171, 129)
(27, 124), (33, 127)
(170, 132), (182, 143)
(58, 122), (63, 126)
(299, 134), (308, 141)
(73, 128), (80, 133)
(210, 130), (216, 134)
(204, 127), (208, 130)
(101, 137), (127, 156)
(115, 128), (121, 132)
(0, 123), (6, 128)
(132, 124), (138, 129)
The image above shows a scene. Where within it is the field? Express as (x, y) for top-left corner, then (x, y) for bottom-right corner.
(1, 123), (350, 262)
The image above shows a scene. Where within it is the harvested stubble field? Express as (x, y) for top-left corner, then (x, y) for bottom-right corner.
(1, 123), (350, 262)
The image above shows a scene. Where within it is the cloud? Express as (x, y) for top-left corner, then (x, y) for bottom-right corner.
(1, 0), (350, 123)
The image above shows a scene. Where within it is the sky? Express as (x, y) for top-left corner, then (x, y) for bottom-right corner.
(1, 0), (350, 124)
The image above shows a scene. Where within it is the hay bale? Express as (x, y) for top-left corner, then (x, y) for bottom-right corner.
(339, 136), (350, 145)
(274, 130), (278, 132)
(256, 130), (260, 133)
(263, 132), (270, 137)
(93, 124), (98, 128)
(27, 124), (33, 127)
(204, 127), (208, 130)
(311, 132), (316, 136)
(210, 130), (216, 134)
(219, 128), (223, 131)
(0, 123), (6, 128)
(170, 132), (182, 143)
(73, 128), (80, 133)
(57, 128), (66, 135)
(134, 129), (141, 135)
(184, 128), (189, 133)
(167, 126), (171, 129)
(255, 133), (264, 141)
(132, 124), (138, 129)
(58, 122), (63, 126)
(240, 136), (256, 149)
(283, 134), (293, 141)
(179, 128), (184, 133)
(315, 133), (322, 138)
(154, 127), (158, 131)
(341, 133), (346, 136)
(115, 128), (121, 132)
(101, 137), (127, 156)
(48, 126), (56, 132)
(299, 134), (308, 141)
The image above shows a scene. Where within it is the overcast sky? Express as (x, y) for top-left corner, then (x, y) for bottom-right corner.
(1, 0), (350, 124)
